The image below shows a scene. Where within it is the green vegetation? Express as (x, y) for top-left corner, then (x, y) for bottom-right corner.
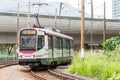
(102, 36), (120, 51)
(68, 51), (120, 80)
(68, 36), (120, 80)
(0, 44), (17, 60)
(0, 55), (17, 60)
(0, 44), (17, 55)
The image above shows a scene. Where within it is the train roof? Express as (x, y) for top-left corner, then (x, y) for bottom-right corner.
(40, 28), (73, 40)
(20, 28), (73, 40)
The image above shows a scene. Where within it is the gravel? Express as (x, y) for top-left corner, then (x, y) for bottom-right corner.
(0, 65), (36, 80)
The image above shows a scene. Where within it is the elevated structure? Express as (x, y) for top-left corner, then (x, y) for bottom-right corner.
(112, 0), (120, 19)
(0, 12), (120, 45)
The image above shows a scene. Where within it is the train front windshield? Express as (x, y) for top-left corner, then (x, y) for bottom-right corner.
(19, 29), (37, 50)
(20, 36), (36, 50)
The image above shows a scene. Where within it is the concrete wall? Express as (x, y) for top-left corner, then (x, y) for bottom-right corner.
(0, 32), (16, 44)
(0, 32), (119, 46)
(66, 33), (119, 44)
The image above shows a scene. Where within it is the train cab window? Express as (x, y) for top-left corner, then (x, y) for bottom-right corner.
(37, 35), (44, 50)
(20, 36), (36, 50)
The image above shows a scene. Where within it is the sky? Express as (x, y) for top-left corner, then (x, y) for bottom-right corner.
(46, 0), (112, 18)
(0, 0), (112, 19)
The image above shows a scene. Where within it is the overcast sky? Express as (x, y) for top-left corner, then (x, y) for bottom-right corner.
(47, 0), (112, 18)
(0, 0), (112, 19)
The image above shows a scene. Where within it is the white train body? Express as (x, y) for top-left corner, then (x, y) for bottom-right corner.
(18, 28), (73, 67)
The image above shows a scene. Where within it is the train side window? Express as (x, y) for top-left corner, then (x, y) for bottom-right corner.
(70, 40), (73, 54)
(53, 37), (62, 49)
(66, 40), (70, 50)
(63, 39), (70, 55)
(48, 36), (53, 49)
(63, 39), (66, 49)
(54, 37), (58, 49)
(57, 38), (60, 49)
(70, 40), (73, 50)
(59, 38), (62, 50)
(37, 35), (44, 50)
(68, 40), (71, 54)
(56, 38), (62, 49)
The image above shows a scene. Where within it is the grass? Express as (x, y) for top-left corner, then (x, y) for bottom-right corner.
(67, 51), (120, 80)
(0, 54), (17, 60)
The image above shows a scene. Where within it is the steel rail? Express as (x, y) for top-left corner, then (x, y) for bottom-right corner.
(30, 70), (47, 80)
(0, 60), (18, 68)
(48, 69), (74, 80)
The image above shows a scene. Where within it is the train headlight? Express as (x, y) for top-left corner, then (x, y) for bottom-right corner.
(33, 55), (35, 58)
(19, 55), (22, 58)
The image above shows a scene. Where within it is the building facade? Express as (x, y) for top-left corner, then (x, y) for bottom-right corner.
(112, 0), (120, 19)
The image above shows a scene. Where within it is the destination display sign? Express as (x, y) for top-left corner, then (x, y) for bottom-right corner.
(21, 29), (37, 35)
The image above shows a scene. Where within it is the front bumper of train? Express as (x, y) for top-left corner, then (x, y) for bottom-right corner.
(18, 58), (49, 66)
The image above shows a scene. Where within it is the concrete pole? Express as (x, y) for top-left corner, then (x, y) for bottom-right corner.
(17, 2), (19, 28)
(55, 8), (57, 28)
(17, 2), (19, 45)
(81, 0), (85, 61)
(16, 2), (20, 59)
(103, 1), (106, 42)
(78, 0), (80, 11)
(59, 2), (63, 16)
(90, 0), (93, 53)
(28, 0), (30, 28)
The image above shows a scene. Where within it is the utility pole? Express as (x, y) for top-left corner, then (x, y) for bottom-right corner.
(17, 2), (19, 29)
(55, 8), (57, 28)
(81, 0), (85, 62)
(78, 0), (80, 11)
(16, 2), (20, 59)
(59, 2), (63, 16)
(17, 2), (19, 45)
(103, 1), (106, 42)
(28, 0), (30, 28)
(90, 0), (93, 53)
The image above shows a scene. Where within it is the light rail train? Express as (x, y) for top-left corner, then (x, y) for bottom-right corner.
(18, 27), (73, 68)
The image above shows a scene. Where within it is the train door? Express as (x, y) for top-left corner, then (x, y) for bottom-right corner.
(48, 36), (53, 58)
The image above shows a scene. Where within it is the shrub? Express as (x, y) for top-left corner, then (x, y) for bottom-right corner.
(102, 36), (120, 51)
(67, 51), (120, 80)
(0, 55), (17, 60)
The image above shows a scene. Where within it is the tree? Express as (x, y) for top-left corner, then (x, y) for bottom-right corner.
(102, 36), (120, 51)
(0, 44), (16, 55)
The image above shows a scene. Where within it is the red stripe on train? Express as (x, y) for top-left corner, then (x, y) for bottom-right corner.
(20, 50), (36, 54)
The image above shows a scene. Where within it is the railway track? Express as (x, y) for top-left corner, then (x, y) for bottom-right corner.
(30, 67), (74, 80)
(0, 61), (95, 80)
(0, 60), (18, 68)
(30, 66), (95, 80)
(0, 61), (73, 80)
